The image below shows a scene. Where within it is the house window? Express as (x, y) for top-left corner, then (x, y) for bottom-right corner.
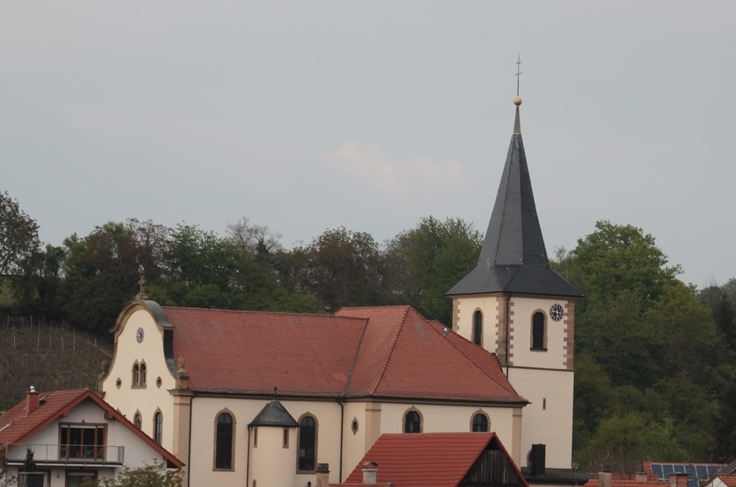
(472, 412), (489, 432)
(214, 412), (234, 470)
(134, 411), (142, 429)
(153, 410), (163, 444)
(139, 362), (147, 386)
(18, 471), (46, 487)
(473, 310), (483, 346)
(531, 312), (546, 350)
(283, 428), (289, 448)
(59, 423), (106, 460)
(298, 415), (317, 472)
(66, 472), (96, 487)
(404, 409), (422, 433)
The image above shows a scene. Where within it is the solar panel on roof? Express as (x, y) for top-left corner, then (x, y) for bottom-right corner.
(648, 463), (724, 487)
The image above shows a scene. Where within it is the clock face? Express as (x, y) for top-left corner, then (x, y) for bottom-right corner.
(136, 327), (145, 343)
(550, 304), (564, 322)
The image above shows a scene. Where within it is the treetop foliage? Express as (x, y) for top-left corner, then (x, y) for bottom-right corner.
(0, 190), (40, 278)
(5, 190), (736, 468)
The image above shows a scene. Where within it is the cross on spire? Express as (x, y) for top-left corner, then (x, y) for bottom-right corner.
(516, 54), (522, 97)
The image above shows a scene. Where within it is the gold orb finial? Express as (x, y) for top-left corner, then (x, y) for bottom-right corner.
(513, 96), (522, 106)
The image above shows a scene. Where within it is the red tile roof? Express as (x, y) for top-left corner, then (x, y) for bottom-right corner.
(161, 304), (525, 404)
(0, 389), (183, 468)
(586, 480), (660, 487)
(338, 432), (528, 487)
(716, 475), (736, 487)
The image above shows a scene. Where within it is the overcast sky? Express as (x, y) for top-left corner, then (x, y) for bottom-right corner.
(2, 1), (735, 289)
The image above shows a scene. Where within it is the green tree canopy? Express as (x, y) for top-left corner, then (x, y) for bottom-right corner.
(81, 461), (182, 487)
(0, 190), (40, 278)
(385, 216), (481, 324)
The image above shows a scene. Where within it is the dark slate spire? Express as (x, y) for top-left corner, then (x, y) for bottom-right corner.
(249, 389), (299, 427)
(448, 98), (581, 298)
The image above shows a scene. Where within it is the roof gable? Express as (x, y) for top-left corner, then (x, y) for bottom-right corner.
(341, 432), (529, 487)
(0, 389), (183, 468)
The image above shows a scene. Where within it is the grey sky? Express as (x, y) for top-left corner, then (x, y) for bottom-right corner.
(2, 1), (734, 288)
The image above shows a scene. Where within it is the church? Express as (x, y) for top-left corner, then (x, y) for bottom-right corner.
(98, 97), (581, 487)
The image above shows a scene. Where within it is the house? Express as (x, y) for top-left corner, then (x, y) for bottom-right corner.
(584, 463), (727, 487)
(0, 387), (183, 487)
(333, 432), (528, 487)
(97, 96), (581, 487)
(704, 476), (736, 487)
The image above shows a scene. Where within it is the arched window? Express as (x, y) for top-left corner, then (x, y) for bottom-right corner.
(473, 310), (483, 346)
(404, 409), (422, 433)
(134, 411), (142, 429)
(531, 312), (546, 350)
(153, 410), (163, 444)
(214, 412), (234, 470)
(139, 362), (147, 387)
(298, 415), (317, 472)
(472, 412), (489, 432)
(132, 362), (140, 387)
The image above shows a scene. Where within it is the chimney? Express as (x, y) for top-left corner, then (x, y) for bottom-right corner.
(598, 468), (612, 487)
(636, 473), (648, 482)
(670, 473), (689, 487)
(26, 386), (39, 415)
(530, 444), (546, 476)
(362, 461), (379, 485)
(315, 463), (330, 487)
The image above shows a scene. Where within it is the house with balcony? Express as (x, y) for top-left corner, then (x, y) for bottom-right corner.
(0, 387), (183, 487)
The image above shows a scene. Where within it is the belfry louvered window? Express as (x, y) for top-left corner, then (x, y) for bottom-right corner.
(473, 311), (483, 346)
(532, 312), (545, 350)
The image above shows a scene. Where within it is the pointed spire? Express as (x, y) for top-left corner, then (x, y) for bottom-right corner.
(447, 97), (581, 298)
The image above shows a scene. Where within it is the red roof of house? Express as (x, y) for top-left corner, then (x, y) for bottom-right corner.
(160, 304), (524, 403)
(337, 432), (528, 487)
(716, 475), (736, 487)
(0, 389), (183, 468)
(585, 480), (660, 487)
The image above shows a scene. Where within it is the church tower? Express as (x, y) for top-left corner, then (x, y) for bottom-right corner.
(447, 97), (582, 470)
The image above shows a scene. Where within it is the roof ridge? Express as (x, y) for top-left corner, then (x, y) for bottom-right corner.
(163, 305), (343, 319)
(438, 324), (521, 398)
(342, 317), (371, 396)
(367, 307), (410, 395)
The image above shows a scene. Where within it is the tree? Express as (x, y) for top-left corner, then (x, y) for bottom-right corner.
(0, 190), (40, 278)
(385, 216), (482, 324)
(81, 461), (182, 487)
(284, 227), (384, 311)
(225, 216), (283, 257)
(571, 220), (681, 307)
(60, 220), (169, 331)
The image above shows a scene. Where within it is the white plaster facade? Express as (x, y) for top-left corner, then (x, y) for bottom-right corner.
(452, 294), (576, 469)
(99, 303), (526, 487)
